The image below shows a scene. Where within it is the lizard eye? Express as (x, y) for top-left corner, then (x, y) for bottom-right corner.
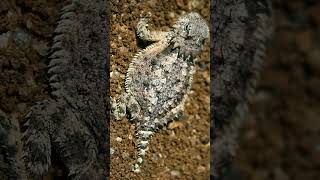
(184, 24), (189, 31)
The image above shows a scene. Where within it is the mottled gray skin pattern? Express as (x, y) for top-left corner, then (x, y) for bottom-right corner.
(211, 0), (273, 179)
(21, 0), (109, 179)
(112, 12), (209, 172)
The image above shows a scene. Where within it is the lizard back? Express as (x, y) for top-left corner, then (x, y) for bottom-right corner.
(126, 44), (195, 124)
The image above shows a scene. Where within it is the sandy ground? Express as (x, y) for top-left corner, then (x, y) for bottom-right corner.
(110, 0), (210, 179)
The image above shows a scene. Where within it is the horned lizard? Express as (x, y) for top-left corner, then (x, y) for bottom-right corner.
(112, 12), (209, 172)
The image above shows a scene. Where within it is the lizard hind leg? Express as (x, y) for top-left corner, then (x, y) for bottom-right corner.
(127, 95), (141, 122)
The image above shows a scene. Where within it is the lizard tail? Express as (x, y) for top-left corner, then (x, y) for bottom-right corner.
(132, 128), (154, 173)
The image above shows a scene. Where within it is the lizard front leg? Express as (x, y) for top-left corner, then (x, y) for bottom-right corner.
(136, 13), (168, 42)
(111, 92), (141, 123)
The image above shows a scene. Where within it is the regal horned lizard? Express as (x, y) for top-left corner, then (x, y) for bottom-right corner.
(112, 12), (209, 172)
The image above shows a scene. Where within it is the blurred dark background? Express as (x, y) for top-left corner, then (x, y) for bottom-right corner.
(233, 0), (320, 179)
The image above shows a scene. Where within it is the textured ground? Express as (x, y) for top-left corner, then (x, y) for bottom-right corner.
(234, 0), (320, 180)
(110, 0), (210, 179)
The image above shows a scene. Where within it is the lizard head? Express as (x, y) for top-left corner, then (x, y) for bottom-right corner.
(171, 12), (209, 58)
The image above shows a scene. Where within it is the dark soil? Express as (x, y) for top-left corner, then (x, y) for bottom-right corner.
(234, 1), (320, 180)
(0, 0), (68, 179)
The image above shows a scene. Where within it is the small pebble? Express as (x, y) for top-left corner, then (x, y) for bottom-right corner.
(152, 153), (160, 161)
(116, 137), (122, 142)
(168, 121), (183, 129)
(170, 170), (181, 177)
(197, 165), (206, 173)
(200, 136), (209, 144)
(0, 32), (11, 49)
(110, 148), (115, 155)
(121, 152), (130, 160)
